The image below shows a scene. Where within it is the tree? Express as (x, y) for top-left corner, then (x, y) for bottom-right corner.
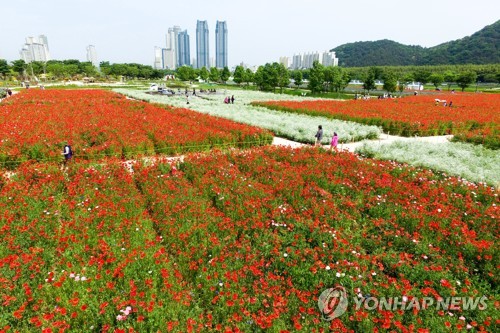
(233, 65), (245, 85)
(323, 67), (335, 92)
(244, 68), (254, 87)
(177, 66), (194, 81)
(413, 69), (431, 89)
(308, 61), (325, 93)
(332, 67), (350, 92)
(11, 59), (27, 81)
(293, 71), (303, 89)
(456, 71), (477, 91)
(0, 59), (9, 80)
(382, 70), (398, 93)
(199, 67), (209, 82)
(443, 70), (457, 91)
(253, 66), (264, 90)
(220, 66), (231, 84)
(429, 73), (444, 89)
(362, 69), (376, 93)
(209, 67), (220, 83)
(275, 63), (290, 93)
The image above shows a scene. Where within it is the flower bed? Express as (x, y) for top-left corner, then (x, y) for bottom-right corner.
(115, 89), (382, 144)
(1, 147), (497, 332)
(0, 89), (272, 168)
(255, 93), (500, 142)
(355, 140), (500, 186)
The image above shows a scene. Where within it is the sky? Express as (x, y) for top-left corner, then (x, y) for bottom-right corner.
(1, 0), (499, 68)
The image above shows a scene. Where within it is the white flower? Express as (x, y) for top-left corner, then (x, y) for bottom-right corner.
(283, 253), (288, 258)
(335, 272), (341, 277)
(325, 265), (331, 271)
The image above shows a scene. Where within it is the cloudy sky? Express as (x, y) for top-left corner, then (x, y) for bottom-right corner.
(1, 0), (498, 67)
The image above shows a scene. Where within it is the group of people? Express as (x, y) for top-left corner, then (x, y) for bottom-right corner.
(224, 95), (235, 104)
(315, 125), (338, 151)
(434, 99), (453, 107)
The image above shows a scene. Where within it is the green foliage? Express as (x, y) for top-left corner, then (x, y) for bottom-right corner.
(199, 67), (209, 82)
(307, 61), (325, 93)
(429, 73), (444, 88)
(456, 71), (478, 91)
(292, 70), (303, 88)
(0, 59), (9, 78)
(220, 66), (231, 83)
(232, 65), (245, 85)
(382, 71), (398, 93)
(332, 20), (500, 66)
(209, 67), (220, 83)
(176, 66), (195, 81)
(362, 68), (376, 92)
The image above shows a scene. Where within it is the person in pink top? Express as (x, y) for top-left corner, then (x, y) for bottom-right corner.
(330, 132), (338, 152)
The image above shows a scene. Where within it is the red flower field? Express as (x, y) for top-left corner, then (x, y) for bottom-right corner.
(0, 89), (497, 332)
(0, 147), (497, 332)
(0, 89), (272, 168)
(256, 93), (499, 146)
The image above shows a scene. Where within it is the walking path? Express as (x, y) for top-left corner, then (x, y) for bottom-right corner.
(272, 134), (453, 152)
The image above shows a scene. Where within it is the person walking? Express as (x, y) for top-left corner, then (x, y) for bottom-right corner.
(231, 95), (235, 104)
(330, 132), (338, 152)
(62, 143), (73, 167)
(314, 125), (323, 146)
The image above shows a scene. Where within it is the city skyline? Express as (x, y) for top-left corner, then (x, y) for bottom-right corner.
(1, 0), (499, 67)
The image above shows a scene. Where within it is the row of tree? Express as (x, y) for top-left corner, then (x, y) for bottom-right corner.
(0, 59), (169, 82)
(237, 62), (499, 93)
(1, 57), (498, 94)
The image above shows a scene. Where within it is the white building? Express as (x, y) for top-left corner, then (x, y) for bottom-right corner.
(321, 51), (338, 67)
(86, 45), (99, 68)
(286, 51), (339, 69)
(154, 47), (163, 69)
(20, 35), (51, 63)
(279, 56), (290, 68)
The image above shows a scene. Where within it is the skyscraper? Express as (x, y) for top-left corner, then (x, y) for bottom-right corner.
(215, 21), (228, 69)
(86, 45), (99, 68)
(196, 20), (209, 69)
(164, 26), (182, 69)
(153, 47), (163, 69)
(20, 35), (51, 63)
(177, 30), (191, 67)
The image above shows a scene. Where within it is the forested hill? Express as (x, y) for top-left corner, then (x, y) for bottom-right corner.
(331, 20), (500, 67)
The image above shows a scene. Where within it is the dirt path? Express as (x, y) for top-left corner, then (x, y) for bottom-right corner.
(272, 134), (454, 152)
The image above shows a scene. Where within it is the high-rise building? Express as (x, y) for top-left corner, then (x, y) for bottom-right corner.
(86, 45), (99, 68)
(196, 20), (209, 69)
(164, 26), (182, 69)
(20, 35), (51, 63)
(321, 51), (339, 67)
(154, 47), (163, 69)
(215, 21), (228, 69)
(279, 56), (290, 69)
(177, 30), (191, 67)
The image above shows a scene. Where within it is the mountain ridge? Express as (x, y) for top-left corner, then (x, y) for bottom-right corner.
(331, 20), (500, 67)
